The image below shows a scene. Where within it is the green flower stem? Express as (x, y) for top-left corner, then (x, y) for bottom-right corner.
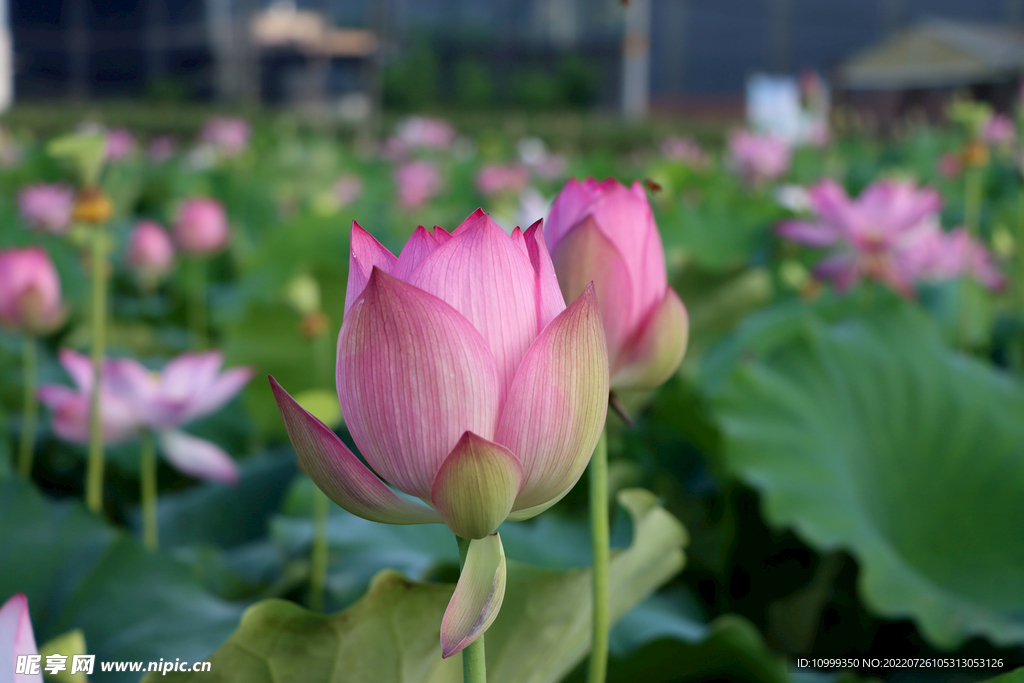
(188, 258), (208, 350)
(1014, 188), (1024, 372)
(309, 487), (330, 612)
(457, 536), (487, 683)
(140, 430), (159, 551)
(18, 336), (39, 478)
(587, 425), (610, 683)
(85, 228), (109, 515)
(965, 168), (983, 235)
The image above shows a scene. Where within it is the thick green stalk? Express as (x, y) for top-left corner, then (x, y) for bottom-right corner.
(18, 336), (39, 478)
(587, 426), (610, 683)
(85, 229), (108, 514)
(309, 487), (330, 612)
(140, 430), (158, 551)
(457, 536), (487, 683)
(188, 258), (208, 350)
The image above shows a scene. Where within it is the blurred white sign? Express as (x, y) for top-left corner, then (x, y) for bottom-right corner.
(746, 73), (829, 146)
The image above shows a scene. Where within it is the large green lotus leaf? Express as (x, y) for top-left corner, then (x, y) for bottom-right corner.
(710, 300), (1024, 648)
(0, 479), (243, 682)
(151, 488), (687, 683)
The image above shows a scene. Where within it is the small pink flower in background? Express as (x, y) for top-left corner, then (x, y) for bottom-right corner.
(1, 593), (42, 683)
(201, 116), (250, 157)
(38, 350), (140, 445)
(476, 163), (530, 196)
(334, 175), (363, 206)
(728, 130), (792, 183)
(983, 113), (1016, 147)
(270, 210), (608, 656)
(148, 135), (176, 162)
(660, 136), (710, 169)
(938, 151), (962, 178)
(392, 116), (455, 153)
(126, 220), (175, 287)
(174, 198), (230, 255)
(105, 128), (136, 161)
(18, 184), (75, 234)
(517, 137), (567, 180)
(546, 178), (689, 390)
(106, 351), (253, 484)
(0, 248), (66, 335)
(394, 160), (442, 209)
(773, 178), (999, 294)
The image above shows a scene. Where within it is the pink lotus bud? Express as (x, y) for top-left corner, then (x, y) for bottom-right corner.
(1, 593), (42, 682)
(476, 164), (530, 197)
(201, 116), (250, 157)
(0, 248), (66, 335)
(728, 130), (792, 183)
(18, 184), (75, 235)
(983, 113), (1016, 147)
(545, 178), (689, 391)
(105, 128), (136, 161)
(38, 349), (141, 445)
(126, 220), (175, 286)
(270, 211), (609, 656)
(394, 160), (442, 209)
(174, 198), (230, 255)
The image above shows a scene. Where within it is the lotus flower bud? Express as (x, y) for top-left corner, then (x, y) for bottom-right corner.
(1, 593), (42, 682)
(105, 128), (136, 161)
(18, 184), (74, 235)
(270, 210), (609, 657)
(0, 248), (66, 335)
(728, 130), (792, 183)
(174, 198), (230, 255)
(126, 220), (175, 288)
(545, 179), (689, 391)
(394, 160), (441, 209)
(201, 116), (250, 157)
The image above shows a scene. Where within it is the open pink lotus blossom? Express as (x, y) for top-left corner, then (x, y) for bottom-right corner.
(545, 179), (688, 391)
(201, 117), (250, 157)
(37, 349), (140, 445)
(39, 350), (251, 484)
(270, 209), (608, 657)
(394, 160), (442, 209)
(174, 198), (230, 255)
(728, 130), (792, 183)
(1, 593), (42, 682)
(126, 220), (175, 287)
(106, 128), (136, 161)
(983, 113), (1016, 147)
(774, 178), (999, 294)
(18, 184), (75, 235)
(0, 248), (66, 335)
(476, 163), (530, 196)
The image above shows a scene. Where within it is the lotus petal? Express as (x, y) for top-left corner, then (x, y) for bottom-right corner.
(440, 533), (507, 658)
(612, 287), (689, 390)
(158, 429), (239, 485)
(345, 221), (397, 315)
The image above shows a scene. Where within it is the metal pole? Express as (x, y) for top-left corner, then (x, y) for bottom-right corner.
(621, 0), (651, 120)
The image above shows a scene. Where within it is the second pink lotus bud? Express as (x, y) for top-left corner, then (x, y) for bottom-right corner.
(174, 198), (230, 255)
(127, 220), (175, 288)
(0, 247), (66, 335)
(546, 178), (689, 391)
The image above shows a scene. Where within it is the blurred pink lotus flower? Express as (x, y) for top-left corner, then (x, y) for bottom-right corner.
(18, 184), (75, 235)
(105, 351), (253, 484)
(148, 135), (176, 162)
(476, 163), (530, 196)
(334, 175), (363, 206)
(774, 178), (995, 294)
(388, 116), (455, 155)
(0, 247), (66, 335)
(38, 349), (140, 445)
(660, 136), (710, 168)
(394, 160), (442, 209)
(105, 128), (136, 161)
(516, 137), (568, 180)
(938, 151), (962, 178)
(201, 116), (250, 157)
(983, 113), (1016, 147)
(174, 198), (230, 255)
(126, 220), (175, 287)
(270, 210), (608, 656)
(728, 130), (792, 183)
(545, 178), (688, 390)
(1, 593), (42, 683)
